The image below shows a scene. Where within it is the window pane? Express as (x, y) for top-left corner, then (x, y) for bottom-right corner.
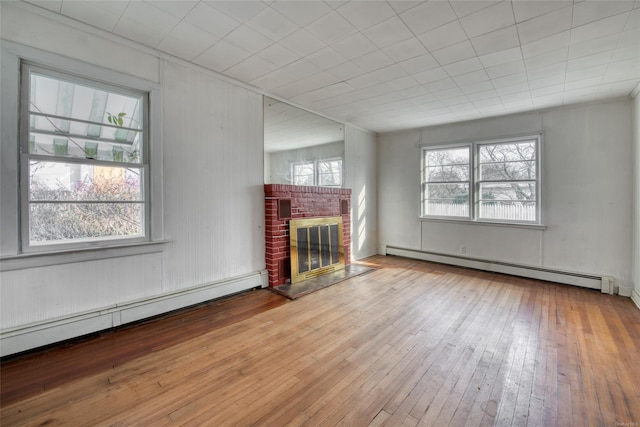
(29, 161), (143, 202)
(293, 162), (314, 186)
(480, 160), (536, 181)
(479, 182), (536, 202)
(29, 71), (143, 163)
(425, 147), (469, 168)
(423, 183), (469, 217)
(479, 141), (535, 163)
(30, 202), (144, 244)
(425, 164), (469, 182)
(318, 159), (342, 186)
(479, 201), (536, 221)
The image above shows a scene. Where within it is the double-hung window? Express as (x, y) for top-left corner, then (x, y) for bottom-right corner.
(21, 62), (149, 250)
(421, 136), (541, 224)
(292, 158), (343, 187)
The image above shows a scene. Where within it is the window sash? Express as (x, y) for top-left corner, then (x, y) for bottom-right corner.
(20, 62), (151, 251)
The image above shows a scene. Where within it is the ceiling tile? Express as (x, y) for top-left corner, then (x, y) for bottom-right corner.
(157, 21), (220, 61)
(194, 39), (252, 72)
(382, 38), (428, 63)
(517, 5), (573, 45)
(449, 1), (500, 18)
(281, 58), (323, 79)
(424, 77), (458, 93)
(347, 73), (387, 89)
(466, 89), (499, 102)
(459, 1), (515, 38)
(24, 1), (62, 13)
(206, 1), (267, 23)
(526, 62), (567, 81)
(572, 1), (634, 27)
(626, 7), (640, 29)
(491, 72), (528, 88)
(185, 2), (240, 38)
(400, 1), (458, 35)
(363, 17), (414, 49)
(413, 67), (450, 84)
(337, 1), (396, 30)
(306, 10), (357, 44)
(114, 2), (180, 47)
(223, 24), (273, 54)
(459, 80), (494, 94)
(224, 55), (279, 82)
(444, 57), (484, 76)
(570, 13), (629, 44)
(417, 20), (468, 52)
(352, 51), (395, 72)
(565, 65), (607, 84)
(278, 28), (325, 56)
(256, 43), (300, 67)
(531, 84), (564, 97)
(524, 47), (569, 70)
(386, 75), (421, 90)
(432, 40), (477, 65)
(471, 25), (520, 56)
(306, 47), (349, 70)
(60, 1), (128, 32)
(388, 1), (423, 14)
(512, 1), (572, 23)
(250, 68), (301, 90)
(332, 33), (378, 59)
(326, 60), (366, 81)
(270, 1), (332, 27)
(521, 31), (571, 58)
(453, 69), (490, 86)
(485, 60), (526, 79)
(398, 53), (439, 74)
(147, 1), (198, 19)
(478, 47), (523, 68)
(529, 74), (566, 90)
(602, 57), (640, 83)
(568, 34), (619, 60)
(246, 6), (298, 41)
(566, 51), (613, 73)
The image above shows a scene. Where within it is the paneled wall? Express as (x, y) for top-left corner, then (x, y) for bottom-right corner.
(633, 93), (640, 308)
(378, 99), (634, 294)
(0, 3), (266, 355)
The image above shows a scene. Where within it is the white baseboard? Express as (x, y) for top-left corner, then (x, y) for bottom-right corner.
(0, 269), (268, 357)
(385, 246), (604, 290)
(632, 290), (640, 310)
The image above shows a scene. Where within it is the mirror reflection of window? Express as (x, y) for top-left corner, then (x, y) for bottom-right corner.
(264, 97), (344, 187)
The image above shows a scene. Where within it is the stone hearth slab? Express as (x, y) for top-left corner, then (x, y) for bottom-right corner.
(271, 264), (374, 299)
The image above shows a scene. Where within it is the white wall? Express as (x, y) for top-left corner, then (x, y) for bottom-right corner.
(633, 92), (640, 308)
(345, 126), (378, 260)
(379, 99), (634, 293)
(0, 3), (266, 355)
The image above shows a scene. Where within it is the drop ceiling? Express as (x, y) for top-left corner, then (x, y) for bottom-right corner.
(22, 0), (640, 134)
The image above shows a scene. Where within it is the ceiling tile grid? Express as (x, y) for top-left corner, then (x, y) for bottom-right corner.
(21, 0), (640, 133)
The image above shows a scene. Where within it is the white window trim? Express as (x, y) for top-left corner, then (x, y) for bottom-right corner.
(0, 41), (165, 267)
(421, 134), (542, 226)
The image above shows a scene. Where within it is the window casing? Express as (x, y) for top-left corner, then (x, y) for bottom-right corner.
(20, 62), (150, 251)
(292, 158), (343, 187)
(421, 136), (541, 224)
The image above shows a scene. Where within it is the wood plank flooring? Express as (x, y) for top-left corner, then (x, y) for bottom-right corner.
(1, 255), (639, 426)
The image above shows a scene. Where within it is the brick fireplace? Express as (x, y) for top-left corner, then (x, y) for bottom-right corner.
(265, 184), (351, 288)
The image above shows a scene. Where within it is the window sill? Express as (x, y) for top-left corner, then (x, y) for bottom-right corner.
(0, 240), (169, 272)
(419, 217), (547, 231)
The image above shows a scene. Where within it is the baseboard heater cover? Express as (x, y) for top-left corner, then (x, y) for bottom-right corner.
(384, 246), (606, 291)
(0, 269), (268, 357)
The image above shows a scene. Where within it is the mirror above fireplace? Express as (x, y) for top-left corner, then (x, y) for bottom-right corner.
(264, 97), (344, 186)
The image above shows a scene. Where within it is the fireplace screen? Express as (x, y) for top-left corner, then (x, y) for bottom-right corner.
(289, 216), (344, 284)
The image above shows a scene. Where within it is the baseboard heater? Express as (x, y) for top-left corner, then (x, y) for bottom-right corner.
(384, 245), (614, 293)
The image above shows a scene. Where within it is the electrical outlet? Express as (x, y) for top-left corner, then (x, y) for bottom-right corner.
(460, 246), (466, 254)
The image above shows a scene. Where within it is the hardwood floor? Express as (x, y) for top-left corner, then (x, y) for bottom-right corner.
(1, 255), (639, 426)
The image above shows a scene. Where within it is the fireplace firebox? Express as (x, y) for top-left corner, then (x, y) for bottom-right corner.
(290, 216), (344, 284)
